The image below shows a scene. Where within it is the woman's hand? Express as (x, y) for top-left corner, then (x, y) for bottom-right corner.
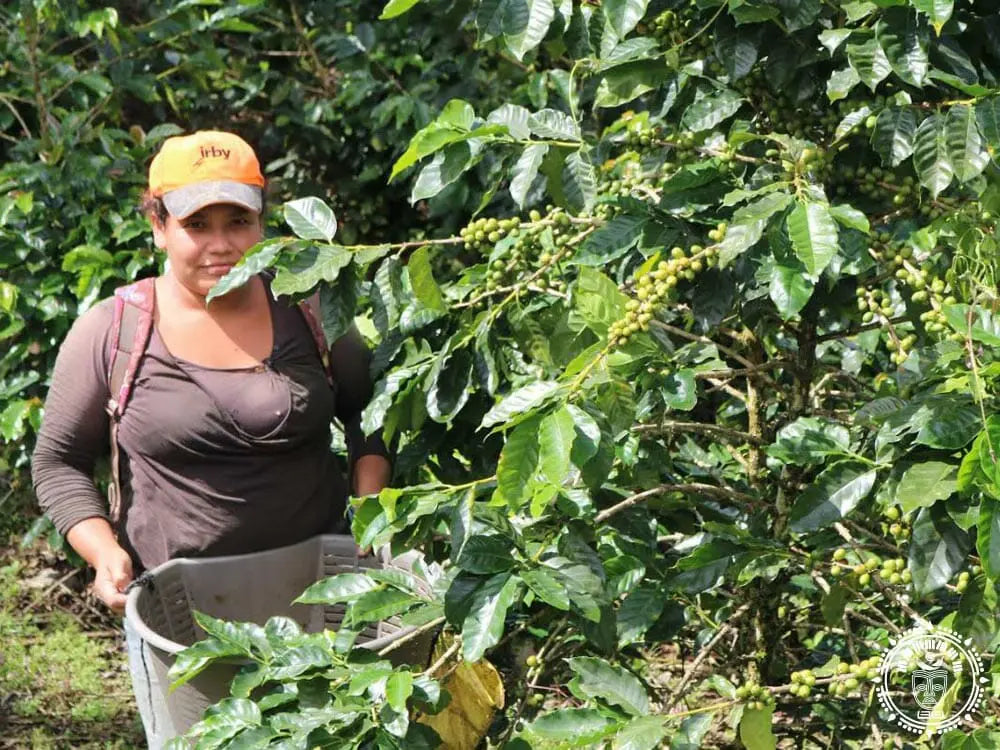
(66, 517), (135, 614)
(93, 547), (134, 613)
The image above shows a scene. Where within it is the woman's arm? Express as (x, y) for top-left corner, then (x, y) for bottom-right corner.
(31, 301), (132, 609)
(353, 454), (392, 496)
(329, 324), (394, 494)
(66, 518), (133, 613)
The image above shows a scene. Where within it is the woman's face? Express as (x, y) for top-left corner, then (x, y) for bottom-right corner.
(152, 203), (263, 298)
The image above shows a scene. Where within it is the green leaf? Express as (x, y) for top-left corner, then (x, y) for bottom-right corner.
(789, 462), (876, 533)
(913, 113), (954, 198)
(946, 105), (989, 183)
(295, 572), (379, 605)
(828, 204), (870, 233)
(669, 714), (713, 750)
(528, 108), (580, 140)
(787, 200), (839, 276)
(601, 0), (648, 38)
(662, 369), (697, 411)
(386, 671), (414, 712)
(594, 60), (666, 108)
(739, 706), (776, 750)
(562, 150), (597, 213)
(271, 245), (353, 296)
(207, 238), (286, 302)
(614, 716), (668, 750)
(847, 36), (892, 91)
(942, 304), (1000, 346)
(523, 708), (620, 745)
(425, 347), (473, 422)
(520, 568), (571, 610)
(908, 504), (972, 598)
(567, 403), (602, 466)
(896, 461), (958, 514)
(768, 260), (814, 320)
(914, 402), (980, 450)
(572, 266), (630, 335)
(380, 0), (422, 19)
(496, 418), (541, 509)
(768, 417), (850, 465)
(284, 197), (338, 242)
(573, 214), (646, 266)
(462, 572), (519, 661)
(821, 584), (849, 626)
(407, 246), (446, 312)
(834, 105), (872, 141)
(346, 587), (418, 627)
(975, 97), (1000, 155)
(168, 637), (245, 691)
(877, 13), (929, 86)
(477, 0), (508, 41)
(718, 192), (792, 267)
(872, 106), (917, 167)
(977, 496), (1000, 580)
(539, 406), (575, 485)
(504, 0), (555, 60)
(912, 0), (953, 33)
(410, 142), (478, 202)
(487, 103), (532, 139)
(567, 657), (649, 716)
(781, 0), (820, 31)
(826, 66), (861, 102)
(510, 144), (548, 208)
(390, 101), (479, 180)
(714, 20), (760, 80)
(681, 88), (744, 132)
(481, 381), (562, 429)
(457, 535), (515, 574)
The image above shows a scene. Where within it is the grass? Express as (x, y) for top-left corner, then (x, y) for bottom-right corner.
(0, 487), (145, 749)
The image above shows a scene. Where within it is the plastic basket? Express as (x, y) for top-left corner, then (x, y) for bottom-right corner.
(123, 534), (434, 741)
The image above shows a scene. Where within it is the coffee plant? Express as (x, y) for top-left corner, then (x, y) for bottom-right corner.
(12, 0), (1000, 747)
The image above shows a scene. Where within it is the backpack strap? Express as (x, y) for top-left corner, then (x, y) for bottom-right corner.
(297, 292), (334, 387)
(105, 277), (156, 525)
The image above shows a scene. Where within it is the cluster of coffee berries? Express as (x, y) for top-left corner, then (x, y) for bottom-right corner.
(885, 332), (918, 365)
(646, 8), (683, 44)
(623, 123), (662, 150)
(827, 658), (880, 696)
(878, 557), (910, 586)
(461, 216), (520, 252)
(829, 549), (880, 587)
(481, 208), (579, 293)
(956, 570), (972, 593)
(608, 243), (719, 348)
(855, 286), (897, 325)
(883, 506), (912, 541)
(734, 681), (775, 710)
(789, 670), (816, 698)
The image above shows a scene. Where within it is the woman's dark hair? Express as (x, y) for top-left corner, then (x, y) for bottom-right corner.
(139, 185), (268, 225)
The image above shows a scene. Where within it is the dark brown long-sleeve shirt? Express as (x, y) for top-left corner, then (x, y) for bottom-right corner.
(31, 279), (388, 572)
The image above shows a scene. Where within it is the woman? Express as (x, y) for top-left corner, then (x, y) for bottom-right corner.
(31, 131), (391, 743)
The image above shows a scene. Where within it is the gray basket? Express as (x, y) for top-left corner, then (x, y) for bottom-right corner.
(124, 534), (434, 741)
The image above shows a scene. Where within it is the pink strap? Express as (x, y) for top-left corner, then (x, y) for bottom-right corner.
(298, 294), (333, 387)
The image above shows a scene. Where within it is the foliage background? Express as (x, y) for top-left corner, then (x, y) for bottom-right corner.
(6, 0), (1000, 748)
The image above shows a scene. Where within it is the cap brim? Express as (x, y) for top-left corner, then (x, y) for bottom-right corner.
(162, 180), (262, 219)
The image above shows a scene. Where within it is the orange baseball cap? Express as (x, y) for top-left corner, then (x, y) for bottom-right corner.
(148, 131), (265, 219)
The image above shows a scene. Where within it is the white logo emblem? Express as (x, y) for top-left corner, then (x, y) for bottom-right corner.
(876, 626), (987, 734)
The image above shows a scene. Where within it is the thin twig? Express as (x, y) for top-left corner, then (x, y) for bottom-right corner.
(664, 603), (751, 710)
(423, 638), (461, 678)
(595, 482), (759, 523)
(650, 320), (760, 372)
(633, 420), (762, 446)
(377, 616), (445, 657)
